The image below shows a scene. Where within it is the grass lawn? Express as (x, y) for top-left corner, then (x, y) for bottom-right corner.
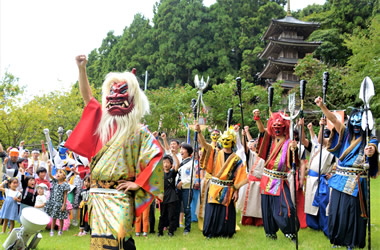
(1, 178), (379, 249)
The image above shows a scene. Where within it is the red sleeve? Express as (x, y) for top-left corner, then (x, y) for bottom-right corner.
(65, 98), (103, 160)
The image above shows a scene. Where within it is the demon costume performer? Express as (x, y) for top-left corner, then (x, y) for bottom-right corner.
(196, 129), (220, 231)
(65, 55), (164, 250)
(196, 125), (247, 238)
(236, 135), (265, 226)
(315, 97), (379, 249)
(300, 119), (335, 237)
(253, 110), (300, 240)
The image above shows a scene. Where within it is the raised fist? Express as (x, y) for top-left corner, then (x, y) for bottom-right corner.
(365, 145), (376, 158)
(307, 123), (313, 130)
(66, 130), (73, 137)
(253, 109), (260, 120)
(76, 55), (87, 69)
(152, 131), (159, 138)
(314, 96), (323, 107)
(233, 124), (240, 132)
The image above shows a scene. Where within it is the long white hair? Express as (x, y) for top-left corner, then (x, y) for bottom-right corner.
(96, 72), (150, 144)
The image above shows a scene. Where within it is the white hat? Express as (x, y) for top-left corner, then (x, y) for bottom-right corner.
(36, 183), (48, 190)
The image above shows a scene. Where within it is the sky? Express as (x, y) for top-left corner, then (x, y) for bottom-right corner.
(0, 0), (326, 99)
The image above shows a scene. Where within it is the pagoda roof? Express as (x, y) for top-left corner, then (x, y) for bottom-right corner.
(262, 16), (320, 40)
(258, 58), (298, 79)
(259, 39), (321, 59)
(280, 80), (299, 89)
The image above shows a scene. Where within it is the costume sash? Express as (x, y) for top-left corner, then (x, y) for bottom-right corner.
(309, 169), (328, 207)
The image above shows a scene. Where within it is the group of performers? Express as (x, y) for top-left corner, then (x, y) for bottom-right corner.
(63, 54), (378, 250)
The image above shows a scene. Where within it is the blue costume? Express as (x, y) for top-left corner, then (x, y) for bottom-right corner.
(327, 111), (378, 248)
(304, 141), (335, 237)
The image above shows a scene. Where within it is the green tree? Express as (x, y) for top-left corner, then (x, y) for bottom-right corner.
(343, 14), (380, 124)
(294, 54), (349, 126)
(144, 84), (198, 136)
(239, 1), (286, 81)
(87, 31), (121, 88)
(150, 0), (212, 87)
(0, 71), (24, 108)
(0, 84), (90, 149)
(203, 76), (284, 137)
(308, 29), (351, 66)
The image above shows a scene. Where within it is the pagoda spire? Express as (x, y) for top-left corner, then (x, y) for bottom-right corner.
(287, 0), (291, 16)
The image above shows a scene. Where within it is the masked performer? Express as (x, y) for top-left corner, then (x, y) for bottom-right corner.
(315, 97), (378, 249)
(196, 124), (247, 238)
(54, 142), (76, 171)
(253, 110), (300, 240)
(196, 128), (220, 230)
(299, 118), (335, 236)
(236, 131), (264, 227)
(65, 55), (163, 250)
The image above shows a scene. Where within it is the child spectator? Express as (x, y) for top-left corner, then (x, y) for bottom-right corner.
(34, 183), (48, 211)
(71, 154), (88, 227)
(45, 161), (70, 236)
(157, 154), (180, 237)
(78, 175), (90, 236)
(35, 167), (51, 190)
(135, 206), (150, 237)
(0, 178), (21, 233)
(19, 167), (37, 212)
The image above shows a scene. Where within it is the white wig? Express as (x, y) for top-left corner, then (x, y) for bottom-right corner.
(96, 71), (150, 144)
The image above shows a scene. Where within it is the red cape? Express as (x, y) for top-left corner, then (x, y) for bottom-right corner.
(65, 98), (104, 160)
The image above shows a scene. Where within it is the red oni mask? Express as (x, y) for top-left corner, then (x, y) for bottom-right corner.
(267, 112), (290, 138)
(106, 82), (134, 116)
(272, 119), (285, 136)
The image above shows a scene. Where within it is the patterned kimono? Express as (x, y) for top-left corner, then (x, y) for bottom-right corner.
(327, 125), (378, 248)
(65, 98), (163, 249)
(200, 139), (247, 238)
(257, 131), (299, 239)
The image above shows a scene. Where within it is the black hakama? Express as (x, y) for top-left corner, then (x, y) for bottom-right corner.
(203, 196), (236, 238)
(328, 188), (367, 248)
(261, 182), (299, 239)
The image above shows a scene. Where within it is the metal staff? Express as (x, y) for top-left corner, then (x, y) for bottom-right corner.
(227, 108), (233, 129)
(43, 128), (57, 176)
(317, 72), (329, 197)
(281, 93), (300, 249)
(157, 115), (164, 136)
(298, 80), (307, 159)
(359, 76), (375, 249)
(187, 75), (208, 209)
(236, 77), (248, 161)
(187, 99), (199, 209)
